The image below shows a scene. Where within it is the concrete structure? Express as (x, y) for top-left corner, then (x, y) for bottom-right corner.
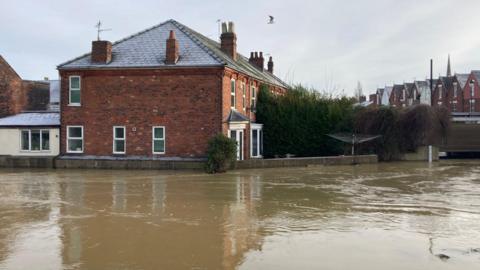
(57, 19), (287, 161)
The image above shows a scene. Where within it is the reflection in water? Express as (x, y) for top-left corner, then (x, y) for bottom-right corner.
(0, 161), (480, 269)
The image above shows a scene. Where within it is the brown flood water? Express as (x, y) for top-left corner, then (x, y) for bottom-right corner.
(1, 161), (480, 270)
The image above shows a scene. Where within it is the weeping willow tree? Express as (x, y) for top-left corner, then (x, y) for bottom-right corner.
(354, 104), (450, 161)
(256, 84), (356, 158)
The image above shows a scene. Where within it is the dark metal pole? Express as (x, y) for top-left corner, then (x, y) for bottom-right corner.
(430, 59), (433, 106)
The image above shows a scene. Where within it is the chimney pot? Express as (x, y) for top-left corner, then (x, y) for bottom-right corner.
(91, 40), (112, 64)
(228, 22), (235, 33)
(166, 30), (179, 64)
(221, 22), (228, 34)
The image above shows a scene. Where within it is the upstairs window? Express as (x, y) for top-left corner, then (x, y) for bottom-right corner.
(21, 129), (50, 151)
(438, 85), (442, 99)
(69, 76), (81, 105)
(471, 83), (475, 98)
(113, 126), (126, 154)
(242, 82), (246, 111)
(230, 79), (236, 109)
(251, 85), (256, 110)
(453, 82), (458, 98)
(152, 126), (165, 154)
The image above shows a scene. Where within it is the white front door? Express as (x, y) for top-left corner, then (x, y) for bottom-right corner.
(229, 129), (244, 160)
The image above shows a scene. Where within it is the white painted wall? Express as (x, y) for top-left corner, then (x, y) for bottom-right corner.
(0, 128), (59, 156)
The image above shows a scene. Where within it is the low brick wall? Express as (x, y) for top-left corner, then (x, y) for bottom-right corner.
(0, 155), (378, 170)
(0, 156), (55, 168)
(55, 157), (205, 170)
(236, 155), (378, 169)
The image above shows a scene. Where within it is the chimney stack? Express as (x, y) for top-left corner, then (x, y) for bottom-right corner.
(165, 30), (179, 64)
(267, 56), (274, 74)
(248, 51), (265, 71)
(91, 40), (112, 64)
(220, 21), (237, 60)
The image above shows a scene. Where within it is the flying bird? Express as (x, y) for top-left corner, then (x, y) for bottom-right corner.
(268, 15), (275, 24)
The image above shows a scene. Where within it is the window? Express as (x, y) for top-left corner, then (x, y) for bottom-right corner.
(453, 82), (458, 98)
(230, 79), (236, 109)
(152, 126), (165, 154)
(69, 76), (81, 105)
(251, 126), (263, 158)
(470, 83), (475, 98)
(452, 102), (457, 112)
(113, 126), (126, 154)
(67, 126), (83, 153)
(251, 85), (256, 110)
(471, 100), (476, 112)
(20, 129), (50, 151)
(401, 89), (406, 101)
(438, 85), (442, 99)
(242, 82), (246, 111)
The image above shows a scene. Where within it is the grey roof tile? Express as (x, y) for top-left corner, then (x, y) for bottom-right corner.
(227, 110), (250, 122)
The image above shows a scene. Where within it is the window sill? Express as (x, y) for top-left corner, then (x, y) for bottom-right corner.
(67, 151), (84, 154)
(68, 104), (81, 107)
(153, 152), (166, 155)
(20, 150), (51, 153)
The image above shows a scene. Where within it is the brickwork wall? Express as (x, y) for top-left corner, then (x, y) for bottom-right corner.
(60, 68), (224, 157)
(0, 56), (23, 117)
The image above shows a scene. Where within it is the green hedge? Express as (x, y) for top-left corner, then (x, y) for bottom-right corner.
(256, 84), (355, 158)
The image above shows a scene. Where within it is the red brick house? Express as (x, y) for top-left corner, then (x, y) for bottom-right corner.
(0, 55), (50, 117)
(390, 84), (407, 107)
(57, 19), (288, 160)
(462, 71), (480, 113)
(451, 73), (468, 112)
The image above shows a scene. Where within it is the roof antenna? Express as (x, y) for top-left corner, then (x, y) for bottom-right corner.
(216, 19), (221, 41)
(95, 20), (112, 41)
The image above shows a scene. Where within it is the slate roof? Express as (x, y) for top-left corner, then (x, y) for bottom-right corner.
(227, 110), (250, 123)
(0, 112), (60, 127)
(455, 73), (469, 89)
(58, 19), (288, 88)
(404, 83), (415, 98)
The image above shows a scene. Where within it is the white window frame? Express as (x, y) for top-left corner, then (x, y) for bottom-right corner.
(242, 82), (246, 111)
(113, 126), (126, 154)
(69, 75), (81, 106)
(20, 129), (51, 152)
(438, 85), (442, 99)
(453, 82), (458, 98)
(230, 79), (236, 109)
(470, 83), (475, 98)
(66, 125), (84, 153)
(152, 126), (166, 154)
(250, 124), (263, 158)
(251, 84), (256, 110)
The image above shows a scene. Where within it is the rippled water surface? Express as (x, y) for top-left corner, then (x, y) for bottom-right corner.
(1, 161), (480, 269)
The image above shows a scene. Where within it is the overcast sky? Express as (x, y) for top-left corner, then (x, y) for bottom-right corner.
(1, 0), (480, 95)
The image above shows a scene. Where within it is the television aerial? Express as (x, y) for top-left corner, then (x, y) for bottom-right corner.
(95, 20), (112, 41)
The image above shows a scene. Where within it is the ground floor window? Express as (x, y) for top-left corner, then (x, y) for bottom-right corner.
(152, 126), (165, 154)
(113, 126), (126, 154)
(21, 129), (50, 151)
(251, 127), (263, 158)
(67, 126), (83, 153)
(229, 129), (244, 160)
(470, 100), (476, 112)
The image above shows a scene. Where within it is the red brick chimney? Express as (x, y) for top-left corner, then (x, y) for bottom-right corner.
(165, 30), (179, 64)
(248, 51), (265, 71)
(267, 56), (274, 73)
(220, 22), (237, 61)
(91, 40), (112, 64)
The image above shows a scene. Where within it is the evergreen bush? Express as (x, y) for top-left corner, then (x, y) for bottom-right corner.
(205, 134), (237, 173)
(256, 84), (355, 157)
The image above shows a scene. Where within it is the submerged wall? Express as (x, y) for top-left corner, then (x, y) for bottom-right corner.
(0, 155), (378, 170)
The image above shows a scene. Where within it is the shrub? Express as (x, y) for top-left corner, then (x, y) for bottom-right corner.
(205, 134), (237, 173)
(354, 104), (451, 161)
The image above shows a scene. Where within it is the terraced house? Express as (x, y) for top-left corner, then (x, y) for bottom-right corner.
(57, 19), (288, 160)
